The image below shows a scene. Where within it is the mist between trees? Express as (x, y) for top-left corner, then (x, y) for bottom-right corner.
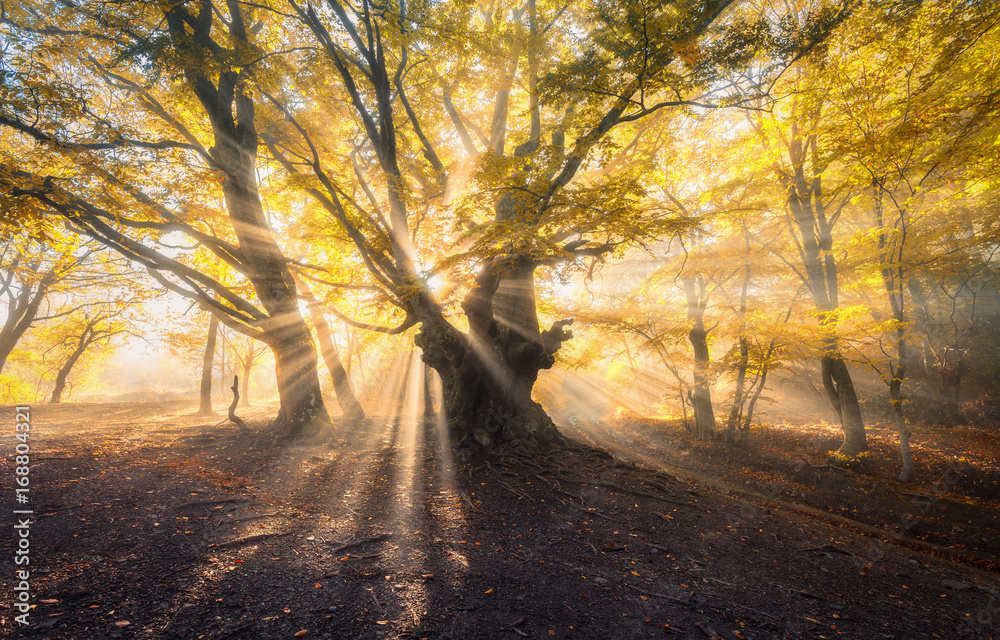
(1, 0), (998, 478)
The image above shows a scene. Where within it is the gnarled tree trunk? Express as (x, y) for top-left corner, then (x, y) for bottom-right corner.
(416, 260), (569, 452)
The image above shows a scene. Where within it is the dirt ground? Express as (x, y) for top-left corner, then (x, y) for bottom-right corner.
(2, 400), (999, 640)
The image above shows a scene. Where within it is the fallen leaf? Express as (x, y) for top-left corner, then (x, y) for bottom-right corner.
(315, 583), (323, 589)
(805, 617), (821, 624)
(485, 588), (494, 594)
(114, 621), (130, 627)
(630, 571), (640, 576)
(294, 631), (308, 638)
(376, 620), (388, 625)
(40, 599), (59, 604)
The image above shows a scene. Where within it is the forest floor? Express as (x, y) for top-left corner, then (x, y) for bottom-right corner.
(1, 400), (999, 640)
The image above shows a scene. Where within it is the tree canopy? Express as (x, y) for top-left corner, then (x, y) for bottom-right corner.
(1, 0), (998, 473)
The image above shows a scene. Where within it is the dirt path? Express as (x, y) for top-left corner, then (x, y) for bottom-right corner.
(1, 401), (998, 639)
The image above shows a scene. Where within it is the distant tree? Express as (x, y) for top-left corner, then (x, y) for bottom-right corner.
(198, 315), (219, 415)
(0, 233), (101, 374)
(45, 305), (141, 403)
(0, 0), (332, 434)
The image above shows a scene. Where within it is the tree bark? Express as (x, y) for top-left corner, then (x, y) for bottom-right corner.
(267, 332), (330, 432)
(725, 264), (752, 444)
(726, 336), (749, 444)
(423, 362), (435, 418)
(50, 331), (91, 404)
(416, 259), (569, 452)
(165, 1), (331, 436)
(0, 334), (18, 377)
(739, 368), (769, 445)
(0, 261), (59, 374)
(875, 188), (914, 481)
(822, 354), (867, 454)
(293, 276), (365, 423)
(241, 345), (252, 406)
(198, 314), (219, 415)
(684, 277), (716, 440)
(778, 133), (867, 456)
(890, 367), (914, 482)
(940, 347), (965, 422)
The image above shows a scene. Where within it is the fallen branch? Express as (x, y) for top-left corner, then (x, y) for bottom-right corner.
(328, 533), (392, 555)
(174, 498), (254, 510)
(228, 513), (282, 524)
(553, 487), (587, 504)
(695, 621), (723, 639)
(507, 617), (527, 636)
(497, 479), (534, 502)
(160, 564), (192, 580)
(624, 583), (685, 604)
(211, 531), (294, 550)
(644, 479), (678, 494)
(553, 477), (698, 508)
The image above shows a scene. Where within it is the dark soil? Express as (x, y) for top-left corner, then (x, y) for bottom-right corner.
(2, 400), (999, 640)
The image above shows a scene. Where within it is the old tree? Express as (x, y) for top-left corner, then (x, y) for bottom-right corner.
(2, 0), (873, 450)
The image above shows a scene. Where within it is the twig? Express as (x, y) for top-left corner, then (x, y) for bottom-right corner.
(210, 531), (294, 550)
(497, 479), (534, 502)
(328, 533), (392, 554)
(644, 479), (677, 494)
(553, 477), (697, 507)
(159, 564), (192, 580)
(370, 589), (384, 613)
(533, 473), (554, 486)
(174, 498), (254, 510)
(228, 513), (282, 524)
(554, 487), (587, 504)
(624, 583), (685, 604)
(584, 508), (617, 522)
(695, 621), (723, 639)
